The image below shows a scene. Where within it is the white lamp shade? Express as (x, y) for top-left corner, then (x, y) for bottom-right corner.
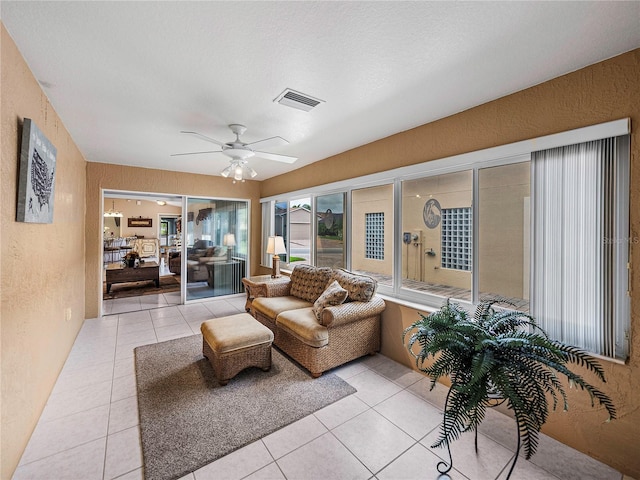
(223, 233), (236, 247)
(266, 236), (286, 255)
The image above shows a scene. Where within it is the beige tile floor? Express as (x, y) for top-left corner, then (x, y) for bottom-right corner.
(13, 295), (631, 480)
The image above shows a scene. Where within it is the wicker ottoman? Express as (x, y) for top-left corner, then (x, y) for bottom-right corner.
(201, 313), (274, 385)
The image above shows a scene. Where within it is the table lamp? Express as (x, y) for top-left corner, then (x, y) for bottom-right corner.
(223, 233), (236, 262)
(266, 236), (286, 277)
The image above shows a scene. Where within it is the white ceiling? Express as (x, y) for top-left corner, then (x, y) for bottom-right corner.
(2, 1), (639, 181)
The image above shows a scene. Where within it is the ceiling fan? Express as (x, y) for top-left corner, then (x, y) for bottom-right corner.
(172, 124), (297, 183)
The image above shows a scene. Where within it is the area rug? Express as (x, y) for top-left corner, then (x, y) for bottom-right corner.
(134, 335), (356, 480)
(103, 274), (180, 300)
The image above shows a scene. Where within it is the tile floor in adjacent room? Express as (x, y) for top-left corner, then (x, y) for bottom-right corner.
(13, 294), (630, 480)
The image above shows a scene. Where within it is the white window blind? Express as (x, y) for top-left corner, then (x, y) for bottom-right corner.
(532, 135), (629, 360)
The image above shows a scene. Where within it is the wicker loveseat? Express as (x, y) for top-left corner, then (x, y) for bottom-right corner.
(250, 264), (386, 377)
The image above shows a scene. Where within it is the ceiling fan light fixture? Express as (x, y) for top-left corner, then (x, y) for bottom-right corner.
(222, 157), (257, 183)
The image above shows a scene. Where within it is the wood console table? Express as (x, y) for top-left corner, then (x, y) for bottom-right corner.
(106, 261), (159, 293)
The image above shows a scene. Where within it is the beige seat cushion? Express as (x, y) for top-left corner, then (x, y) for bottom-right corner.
(252, 296), (313, 320)
(276, 308), (329, 348)
(201, 313), (273, 354)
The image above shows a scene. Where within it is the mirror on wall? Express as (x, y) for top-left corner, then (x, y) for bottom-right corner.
(103, 215), (121, 238)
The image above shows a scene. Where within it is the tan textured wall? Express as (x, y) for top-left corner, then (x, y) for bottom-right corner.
(261, 49), (640, 477)
(1, 25), (88, 479)
(85, 163), (261, 318)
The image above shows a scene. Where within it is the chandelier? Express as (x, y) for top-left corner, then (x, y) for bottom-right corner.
(103, 200), (123, 217)
(220, 158), (257, 184)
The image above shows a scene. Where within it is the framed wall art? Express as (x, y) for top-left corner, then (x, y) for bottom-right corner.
(16, 118), (57, 223)
(128, 217), (153, 228)
(423, 198), (442, 229)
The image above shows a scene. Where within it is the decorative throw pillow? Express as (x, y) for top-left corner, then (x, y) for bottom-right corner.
(290, 264), (333, 303)
(312, 280), (348, 323)
(331, 268), (377, 302)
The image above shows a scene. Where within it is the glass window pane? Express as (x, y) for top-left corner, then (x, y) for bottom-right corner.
(352, 184), (393, 287)
(478, 162), (530, 311)
(274, 201), (288, 263)
(286, 198), (311, 268)
(316, 193), (345, 268)
(401, 171), (472, 301)
(185, 198), (247, 301)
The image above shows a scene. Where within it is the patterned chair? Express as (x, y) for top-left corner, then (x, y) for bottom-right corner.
(250, 264), (386, 377)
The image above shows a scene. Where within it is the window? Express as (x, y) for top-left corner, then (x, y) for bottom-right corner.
(316, 193), (345, 268)
(352, 184), (394, 287)
(274, 201), (288, 262)
(401, 171), (473, 301)
(365, 213), (384, 260)
(260, 121), (630, 360)
(288, 198), (311, 267)
(478, 162), (530, 311)
(441, 207), (472, 271)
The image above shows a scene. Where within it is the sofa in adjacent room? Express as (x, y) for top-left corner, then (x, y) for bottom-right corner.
(249, 264), (386, 377)
(169, 243), (228, 282)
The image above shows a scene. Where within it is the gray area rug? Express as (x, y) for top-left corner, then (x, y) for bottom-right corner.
(134, 334), (356, 480)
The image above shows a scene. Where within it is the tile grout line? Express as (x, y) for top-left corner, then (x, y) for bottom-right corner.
(102, 312), (121, 480)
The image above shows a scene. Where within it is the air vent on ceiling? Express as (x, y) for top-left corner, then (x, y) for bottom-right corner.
(274, 88), (324, 112)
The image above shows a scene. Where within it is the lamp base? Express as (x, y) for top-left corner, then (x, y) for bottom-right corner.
(271, 255), (281, 278)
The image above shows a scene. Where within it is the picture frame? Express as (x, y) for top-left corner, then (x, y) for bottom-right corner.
(16, 118), (57, 223)
(128, 217), (152, 228)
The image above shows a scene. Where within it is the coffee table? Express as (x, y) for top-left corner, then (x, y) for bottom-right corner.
(106, 261), (159, 293)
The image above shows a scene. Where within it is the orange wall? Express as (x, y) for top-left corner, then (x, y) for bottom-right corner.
(1, 25), (88, 479)
(85, 163), (262, 318)
(261, 49), (640, 477)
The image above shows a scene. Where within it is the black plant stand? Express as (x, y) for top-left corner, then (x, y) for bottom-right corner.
(436, 388), (521, 479)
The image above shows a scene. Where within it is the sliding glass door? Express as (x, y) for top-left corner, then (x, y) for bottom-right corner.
(185, 197), (248, 301)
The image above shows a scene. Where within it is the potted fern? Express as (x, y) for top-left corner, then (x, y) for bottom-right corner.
(402, 298), (616, 479)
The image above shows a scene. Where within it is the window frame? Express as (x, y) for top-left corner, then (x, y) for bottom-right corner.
(260, 119), (630, 361)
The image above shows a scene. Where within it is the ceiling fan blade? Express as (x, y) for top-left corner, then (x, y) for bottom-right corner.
(253, 151), (298, 164)
(180, 131), (225, 147)
(247, 136), (289, 150)
(170, 150), (221, 157)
